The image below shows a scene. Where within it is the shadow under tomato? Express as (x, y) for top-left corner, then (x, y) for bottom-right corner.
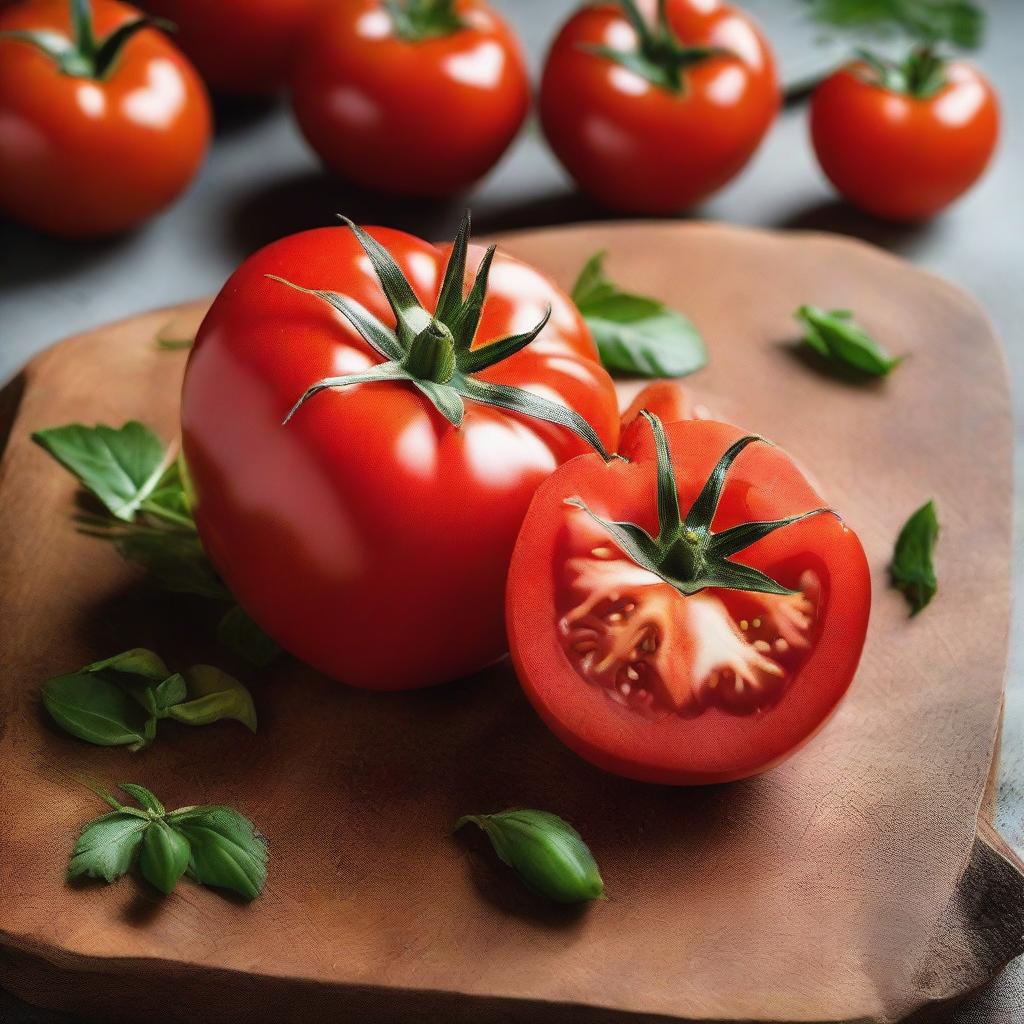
(210, 91), (281, 140)
(774, 198), (937, 257)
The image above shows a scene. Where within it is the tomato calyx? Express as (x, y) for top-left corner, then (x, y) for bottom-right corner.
(855, 45), (950, 100)
(382, 0), (466, 43)
(585, 0), (731, 94)
(567, 411), (831, 598)
(271, 213), (613, 461)
(0, 0), (171, 80)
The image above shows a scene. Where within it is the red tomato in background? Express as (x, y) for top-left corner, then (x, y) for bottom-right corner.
(540, 0), (779, 213)
(290, 0), (530, 197)
(181, 224), (620, 690)
(137, 0), (326, 94)
(0, 0), (210, 238)
(507, 417), (870, 784)
(810, 60), (999, 222)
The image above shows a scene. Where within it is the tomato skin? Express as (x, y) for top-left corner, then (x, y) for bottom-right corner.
(539, 0), (779, 214)
(136, 0), (326, 94)
(810, 61), (999, 222)
(507, 419), (870, 785)
(181, 226), (619, 691)
(0, 0), (210, 238)
(290, 0), (530, 197)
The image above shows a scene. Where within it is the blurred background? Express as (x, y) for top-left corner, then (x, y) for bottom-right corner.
(1, 0), (1022, 1019)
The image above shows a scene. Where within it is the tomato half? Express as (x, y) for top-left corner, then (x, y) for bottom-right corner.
(539, 0), (779, 214)
(810, 57), (999, 222)
(181, 217), (620, 690)
(507, 415), (870, 784)
(290, 0), (529, 197)
(0, 0), (210, 238)
(137, 0), (327, 94)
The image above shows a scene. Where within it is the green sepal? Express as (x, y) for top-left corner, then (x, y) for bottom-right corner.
(383, 0), (466, 42)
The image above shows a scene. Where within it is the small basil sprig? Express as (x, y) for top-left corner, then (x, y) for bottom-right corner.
(43, 649), (257, 751)
(68, 783), (267, 900)
(571, 251), (707, 379)
(32, 421), (279, 667)
(890, 499), (939, 614)
(456, 810), (604, 904)
(794, 305), (901, 377)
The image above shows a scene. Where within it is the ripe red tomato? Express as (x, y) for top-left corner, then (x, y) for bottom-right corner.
(136, 0), (326, 94)
(507, 415), (870, 784)
(290, 0), (530, 197)
(539, 0), (779, 214)
(0, 0), (210, 238)
(181, 218), (620, 690)
(810, 56), (999, 222)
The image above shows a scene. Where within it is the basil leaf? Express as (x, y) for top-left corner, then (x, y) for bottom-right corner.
(112, 528), (231, 600)
(169, 665), (258, 733)
(168, 806), (268, 900)
(120, 782), (166, 814)
(42, 673), (148, 748)
(32, 421), (168, 522)
(217, 604), (282, 668)
(153, 673), (188, 711)
(67, 811), (149, 883)
(85, 648), (170, 682)
(794, 305), (901, 377)
(571, 251), (707, 378)
(456, 809), (604, 904)
(804, 0), (983, 48)
(138, 819), (191, 895)
(890, 499), (938, 614)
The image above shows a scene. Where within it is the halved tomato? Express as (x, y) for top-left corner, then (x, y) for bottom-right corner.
(506, 413), (870, 784)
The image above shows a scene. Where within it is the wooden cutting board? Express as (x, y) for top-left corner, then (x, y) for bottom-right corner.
(1, 222), (1022, 1024)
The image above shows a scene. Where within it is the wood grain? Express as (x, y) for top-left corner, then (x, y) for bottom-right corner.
(1, 222), (1021, 1024)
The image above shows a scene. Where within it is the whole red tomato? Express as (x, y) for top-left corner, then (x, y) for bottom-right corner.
(0, 0), (210, 238)
(181, 216), (620, 690)
(137, 0), (326, 94)
(810, 50), (999, 222)
(507, 413), (870, 784)
(290, 0), (530, 197)
(539, 0), (779, 214)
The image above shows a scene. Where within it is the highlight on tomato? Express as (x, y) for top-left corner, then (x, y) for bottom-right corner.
(810, 47), (999, 222)
(136, 0), (327, 95)
(507, 413), (870, 785)
(539, 0), (779, 214)
(180, 213), (620, 691)
(290, 0), (530, 197)
(0, 0), (211, 238)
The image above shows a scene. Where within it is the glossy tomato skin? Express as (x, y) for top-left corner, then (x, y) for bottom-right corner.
(539, 0), (779, 214)
(181, 226), (619, 690)
(290, 0), (530, 197)
(810, 61), (999, 222)
(137, 0), (326, 94)
(507, 419), (870, 785)
(0, 0), (210, 238)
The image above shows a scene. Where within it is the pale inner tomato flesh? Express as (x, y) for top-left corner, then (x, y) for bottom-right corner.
(558, 540), (820, 719)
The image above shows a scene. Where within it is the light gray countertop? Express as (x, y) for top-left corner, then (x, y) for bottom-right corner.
(1, 1), (1022, 1020)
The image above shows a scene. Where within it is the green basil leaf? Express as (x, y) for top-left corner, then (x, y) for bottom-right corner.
(84, 648), (170, 682)
(456, 809), (604, 904)
(168, 665), (257, 733)
(67, 811), (149, 883)
(112, 528), (231, 600)
(32, 421), (168, 522)
(216, 604), (281, 668)
(138, 819), (191, 895)
(794, 305), (901, 377)
(42, 673), (148, 748)
(804, 0), (983, 48)
(153, 673), (188, 711)
(168, 806), (268, 900)
(571, 252), (707, 379)
(119, 782), (166, 814)
(890, 499), (938, 614)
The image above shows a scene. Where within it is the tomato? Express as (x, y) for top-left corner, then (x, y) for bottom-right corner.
(136, 0), (326, 94)
(507, 414), (870, 784)
(810, 53), (999, 222)
(290, 0), (529, 197)
(181, 216), (620, 690)
(539, 0), (779, 214)
(0, 0), (210, 238)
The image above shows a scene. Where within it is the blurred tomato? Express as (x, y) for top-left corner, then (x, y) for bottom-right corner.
(290, 0), (529, 197)
(0, 0), (210, 237)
